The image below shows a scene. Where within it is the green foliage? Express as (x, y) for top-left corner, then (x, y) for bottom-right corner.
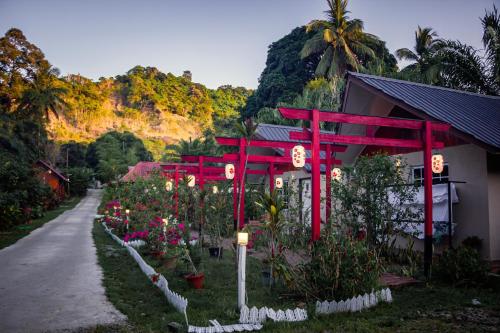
(57, 141), (88, 168)
(434, 245), (490, 286)
(205, 184), (234, 248)
(396, 11), (500, 95)
(245, 27), (319, 117)
(290, 230), (380, 300)
(68, 167), (93, 196)
(301, 0), (384, 78)
(255, 190), (288, 282)
(482, 5), (500, 90)
(210, 85), (252, 133)
(0, 28), (51, 113)
(331, 155), (421, 255)
(163, 129), (220, 162)
(86, 131), (153, 183)
(0, 150), (54, 229)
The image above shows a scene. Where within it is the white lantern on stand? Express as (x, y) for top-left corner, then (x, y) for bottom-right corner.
(225, 163), (235, 180)
(275, 177), (283, 189)
(332, 168), (342, 181)
(212, 185), (218, 194)
(432, 154), (444, 173)
(165, 180), (173, 191)
(292, 145), (306, 168)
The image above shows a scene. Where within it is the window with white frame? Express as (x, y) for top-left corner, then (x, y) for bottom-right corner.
(412, 164), (449, 186)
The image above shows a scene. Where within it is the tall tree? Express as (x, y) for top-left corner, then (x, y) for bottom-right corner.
(481, 5), (500, 90)
(244, 27), (320, 118)
(17, 66), (67, 122)
(0, 28), (50, 112)
(395, 26), (442, 84)
(300, 0), (379, 78)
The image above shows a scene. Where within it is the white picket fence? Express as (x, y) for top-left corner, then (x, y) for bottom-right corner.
(101, 222), (189, 325)
(100, 220), (394, 332)
(315, 288), (393, 315)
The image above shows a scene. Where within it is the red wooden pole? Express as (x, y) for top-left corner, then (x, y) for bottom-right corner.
(233, 166), (238, 231)
(311, 109), (321, 241)
(239, 138), (246, 230)
(198, 155), (205, 190)
(325, 144), (332, 223)
(423, 121), (434, 278)
(174, 165), (179, 219)
(269, 162), (275, 193)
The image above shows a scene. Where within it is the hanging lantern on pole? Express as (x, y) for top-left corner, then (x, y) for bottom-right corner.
(332, 168), (342, 181)
(432, 154), (444, 173)
(165, 180), (173, 191)
(225, 163), (235, 180)
(187, 175), (195, 187)
(212, 185), (218, 194)
(275, 177), (283, 189)
(291, 145), (306, 168)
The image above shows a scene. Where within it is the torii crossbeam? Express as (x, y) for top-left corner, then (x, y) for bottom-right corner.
(278, 107), (451, 277)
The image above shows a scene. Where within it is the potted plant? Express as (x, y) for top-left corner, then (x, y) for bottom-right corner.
(205, 186), (231, 258)
(182, 247), (205, 289)
(256, 190), (287, 287)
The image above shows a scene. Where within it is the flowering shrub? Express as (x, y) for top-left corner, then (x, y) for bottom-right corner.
(286, 229), (380, 300)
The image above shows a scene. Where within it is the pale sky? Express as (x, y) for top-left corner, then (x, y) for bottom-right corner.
(1, 0), (497, 89)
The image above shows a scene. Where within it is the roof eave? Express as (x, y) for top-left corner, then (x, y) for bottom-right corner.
(345, 75), (500, 154)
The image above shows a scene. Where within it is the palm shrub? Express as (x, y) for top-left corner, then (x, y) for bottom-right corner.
(288, 229), (380, 300)
(255, 190), (288, 286)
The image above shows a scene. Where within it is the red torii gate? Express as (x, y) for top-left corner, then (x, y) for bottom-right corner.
(161, 162), (228, 219)
(278, 107), (450, 277)
(215, 137), (346, 229)
(181, 154), (287, 228)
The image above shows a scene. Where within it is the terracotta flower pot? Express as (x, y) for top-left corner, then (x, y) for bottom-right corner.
(185, 272), (205, 289)
(163, 255), (178, 269)
(151, 250), (165, 258)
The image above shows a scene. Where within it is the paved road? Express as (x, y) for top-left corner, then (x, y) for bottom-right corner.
(0, 190), (126, 332)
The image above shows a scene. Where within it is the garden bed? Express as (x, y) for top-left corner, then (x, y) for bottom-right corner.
(93, 221), (500, 332)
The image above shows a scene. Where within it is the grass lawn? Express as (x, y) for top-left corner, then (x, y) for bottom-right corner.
(0, 196), (82, 250)
(92, 222), (500, 333)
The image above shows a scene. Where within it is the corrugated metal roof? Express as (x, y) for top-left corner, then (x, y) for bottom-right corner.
(348, 72), (500, 150)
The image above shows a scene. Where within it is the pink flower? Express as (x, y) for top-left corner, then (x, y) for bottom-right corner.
(178, 223), (185, 231)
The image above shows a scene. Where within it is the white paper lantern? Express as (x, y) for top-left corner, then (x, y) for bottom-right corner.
(432, 154), (444, 173)
(165, 180), (173, 191)
(212, 185), (218, 194)
(292, 145), (306, 168)
(275, 177), (283, 189)
(187, 175), (195, 187)
(332, 168), (342, 181)
(225, 163), (235, 180)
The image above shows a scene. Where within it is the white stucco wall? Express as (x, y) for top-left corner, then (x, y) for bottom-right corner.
(487, 156), (500, 261)
(397, 144), (495, 259)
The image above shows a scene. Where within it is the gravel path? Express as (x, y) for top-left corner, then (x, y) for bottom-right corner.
(0, 189), (126, 333)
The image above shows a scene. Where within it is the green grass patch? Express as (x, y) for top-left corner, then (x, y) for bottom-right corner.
(0, 196), (82, 250)
(93, 222), (500, 332)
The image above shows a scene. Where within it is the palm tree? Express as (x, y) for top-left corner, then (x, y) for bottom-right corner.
(437, 40), (493, 94)
(481, 5), (500, 90)
(17, 66), (67, 122)
(396, 26), (442, 83)
(300, 0), (378, 78)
